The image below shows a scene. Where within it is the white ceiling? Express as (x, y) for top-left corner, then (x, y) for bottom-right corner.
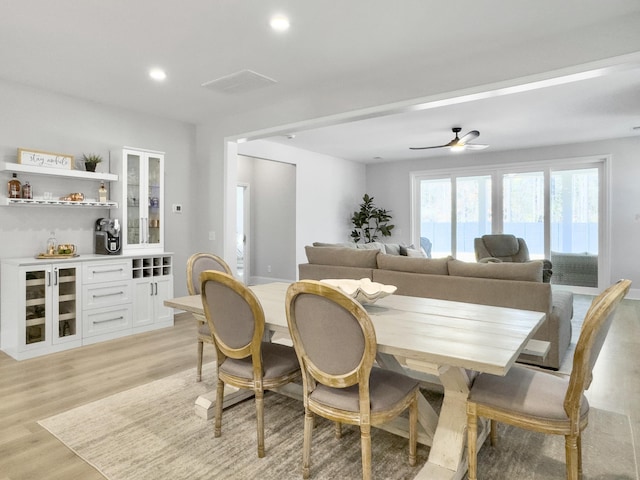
(2, 1), (640, 163)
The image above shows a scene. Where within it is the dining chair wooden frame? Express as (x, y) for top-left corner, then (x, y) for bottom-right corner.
(200, 270), (300, 458)
(286, 280), (419, 480)
(186, 252), (232, 382)
(466, 279), (631, 480)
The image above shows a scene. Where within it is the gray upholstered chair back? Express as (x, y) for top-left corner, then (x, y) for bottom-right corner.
(200, 270), (264, 358)
(565, 279), (630, 416)
(286, 280), (377, 389)
(187, 253), (231, 295)
(474, 234), (530, 263)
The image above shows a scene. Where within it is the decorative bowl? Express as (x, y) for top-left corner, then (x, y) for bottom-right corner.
(320, 278), (397, 305)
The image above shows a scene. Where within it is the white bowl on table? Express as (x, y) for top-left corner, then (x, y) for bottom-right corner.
(320, 278), (397, 305)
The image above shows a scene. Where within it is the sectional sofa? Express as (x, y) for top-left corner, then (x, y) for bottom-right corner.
(299, 245), (574, 370)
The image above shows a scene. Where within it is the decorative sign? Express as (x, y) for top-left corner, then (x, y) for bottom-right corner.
(17, 148), (73, 170)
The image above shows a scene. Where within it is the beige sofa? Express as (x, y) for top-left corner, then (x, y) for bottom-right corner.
(299, 246), (574, 370)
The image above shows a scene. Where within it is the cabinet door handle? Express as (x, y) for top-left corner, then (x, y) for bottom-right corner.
(150, 283), (154, 296)
(47, 271), (51, 287)
(93, 316), (124, 324)
(92, 291), (125, 298)
(154, 282), (158, 296)
(92, 268), (124, 274)
(54, 269), (58, 286)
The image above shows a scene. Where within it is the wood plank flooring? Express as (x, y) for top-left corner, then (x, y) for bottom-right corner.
(1, 299), (638, 480)
(0, 313), (214, 480)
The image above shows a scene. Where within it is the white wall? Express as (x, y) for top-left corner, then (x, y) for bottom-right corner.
(238, 140), (366, 273)
(238, 155), (296, 282)
(0, 79), (197, 297)
(366, 136), (640, 296)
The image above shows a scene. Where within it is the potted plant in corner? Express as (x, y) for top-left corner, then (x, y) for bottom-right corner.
(350, 193), (394, 243)
(82, 153), (103, 172)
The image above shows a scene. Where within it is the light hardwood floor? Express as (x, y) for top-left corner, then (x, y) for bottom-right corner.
(0, 300), (638, 480)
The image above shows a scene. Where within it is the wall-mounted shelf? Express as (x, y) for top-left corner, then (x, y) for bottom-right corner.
(1, 162), (118, 182)
(6, 198), (118, 208)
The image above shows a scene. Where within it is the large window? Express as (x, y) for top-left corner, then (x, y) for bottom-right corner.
(412, 158), (605, 286)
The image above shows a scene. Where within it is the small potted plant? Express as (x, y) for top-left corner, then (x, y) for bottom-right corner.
(82, 153), (103, 172)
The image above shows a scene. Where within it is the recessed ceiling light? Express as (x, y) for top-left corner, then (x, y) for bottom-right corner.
(149, 68), (167, 81)
(270, 15), (290, 32)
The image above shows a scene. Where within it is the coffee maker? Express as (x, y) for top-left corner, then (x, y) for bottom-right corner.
(94, 218), (121, 255)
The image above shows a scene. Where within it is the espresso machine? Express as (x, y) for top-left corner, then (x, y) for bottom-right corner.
(94, 218), (121, 255)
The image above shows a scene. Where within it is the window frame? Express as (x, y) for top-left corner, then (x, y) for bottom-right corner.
(410, 155), (610, 291)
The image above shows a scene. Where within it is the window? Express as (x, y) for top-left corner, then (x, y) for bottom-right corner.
(412, 158), (605, 287)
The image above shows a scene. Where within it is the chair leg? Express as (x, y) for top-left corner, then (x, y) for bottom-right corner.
(409, 394), (417, 467)
(196, 340), (204, 382)
(360, 423), (372, 480)
(577, 432), (583, 479)
(214, 377), (224, 437)
(467, 407), (478, 480)
(565, 434), (580, 480)
(334, 421), (342, 439)
(255, 389), (265, 458)
(303, 409), (314, 479)
(490, 419), (498, 446)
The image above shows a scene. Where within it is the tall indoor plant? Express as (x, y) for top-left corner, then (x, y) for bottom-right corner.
(350, 193), (394, 243)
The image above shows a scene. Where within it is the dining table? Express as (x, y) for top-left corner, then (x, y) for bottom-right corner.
(164, 281), (546, 480)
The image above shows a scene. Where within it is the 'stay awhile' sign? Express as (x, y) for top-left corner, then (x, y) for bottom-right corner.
(17, 148), (73, 170)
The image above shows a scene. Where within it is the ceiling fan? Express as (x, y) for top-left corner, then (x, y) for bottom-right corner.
(410, 127), (489, 152)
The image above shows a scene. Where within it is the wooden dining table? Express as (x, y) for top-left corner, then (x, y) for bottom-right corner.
(164, 281), (546, 480)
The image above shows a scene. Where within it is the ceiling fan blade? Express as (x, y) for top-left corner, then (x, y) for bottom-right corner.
(409, 145), (448, 150)
(458, 130), (480, 145)
(465, 143), (489, 150)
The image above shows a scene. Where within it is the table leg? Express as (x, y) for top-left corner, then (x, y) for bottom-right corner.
(194, 385), (255, 420)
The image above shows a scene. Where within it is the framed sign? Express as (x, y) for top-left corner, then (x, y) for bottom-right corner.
(17, 148), (73, 170)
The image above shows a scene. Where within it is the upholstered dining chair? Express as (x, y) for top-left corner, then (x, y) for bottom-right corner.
(466, 278), (631, 480)
(285, 280), (419, 480)
(474, 234), (553, 282)
(200, 270), (300, 458)
(186, 252), (232, 382)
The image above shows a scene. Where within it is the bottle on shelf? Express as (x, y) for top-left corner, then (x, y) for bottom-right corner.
(47, 231), (57, 255)
(99, 181), (107, 202)
(22, 181), (32, 199)
(8, 173), (21, 199)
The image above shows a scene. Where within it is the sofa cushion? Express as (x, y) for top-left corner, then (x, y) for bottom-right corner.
(448, 259), (543, 282)
(355, 241), (386, 253)
(312, 242), (356, 248)
(377, 254), (451, 275)
(383, 243), (402, 255)
(305, 246), (379, 268)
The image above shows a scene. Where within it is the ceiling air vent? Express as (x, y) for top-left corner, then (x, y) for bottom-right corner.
(201, 69), (277, 94)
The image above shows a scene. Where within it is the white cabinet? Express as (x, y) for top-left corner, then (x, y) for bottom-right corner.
(1, 262), (81, 360)
(110, 148), (164, 253)
(81, 259), (133, 343)
(131, 255), (174, 332)
(1, 254), (173, 360)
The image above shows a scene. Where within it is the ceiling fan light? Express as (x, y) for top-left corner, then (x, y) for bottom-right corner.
(450, 145), (466, 152)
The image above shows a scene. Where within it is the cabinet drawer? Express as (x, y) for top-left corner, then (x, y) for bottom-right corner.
(83, 304), (132, 337)
(83, 261), (131, 284)
(83, 282), (132, 309)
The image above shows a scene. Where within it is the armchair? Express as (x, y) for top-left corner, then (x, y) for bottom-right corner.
(474, 234), (552, 283)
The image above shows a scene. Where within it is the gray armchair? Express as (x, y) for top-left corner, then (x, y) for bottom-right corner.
(474, 234), (552, 283)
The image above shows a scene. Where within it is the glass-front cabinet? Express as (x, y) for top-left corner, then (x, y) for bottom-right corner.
(112, 148), (164, 253)
(1, 263), (81, 359)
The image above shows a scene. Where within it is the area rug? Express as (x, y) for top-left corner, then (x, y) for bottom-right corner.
(39, 363), (637, 480)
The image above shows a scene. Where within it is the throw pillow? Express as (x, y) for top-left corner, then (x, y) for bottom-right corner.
(355, 241), (386, 253)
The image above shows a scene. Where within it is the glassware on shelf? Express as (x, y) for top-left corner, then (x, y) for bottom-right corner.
(22, 182), (33, 199)
(8, 173), (21, 199)
(46, 231), (57, 255)
(99, 182), (108, 202)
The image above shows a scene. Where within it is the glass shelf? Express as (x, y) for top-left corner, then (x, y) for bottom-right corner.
(6, 198), (118, 207)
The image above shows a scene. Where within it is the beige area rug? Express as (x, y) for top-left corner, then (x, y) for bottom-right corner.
(39, 363), (636, 480)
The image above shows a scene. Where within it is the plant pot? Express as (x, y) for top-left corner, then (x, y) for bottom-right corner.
(85, 163), (97, 172)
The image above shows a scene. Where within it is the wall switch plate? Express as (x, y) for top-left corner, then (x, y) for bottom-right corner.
(209, 231), (216, 241)
(172, 204), (182, 213)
